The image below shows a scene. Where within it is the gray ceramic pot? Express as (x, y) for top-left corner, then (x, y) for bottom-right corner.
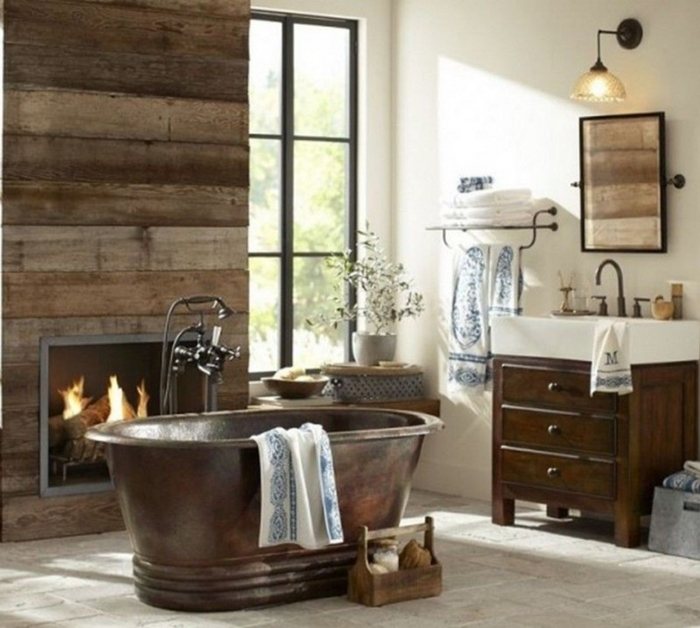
(352, 332), (397, 366)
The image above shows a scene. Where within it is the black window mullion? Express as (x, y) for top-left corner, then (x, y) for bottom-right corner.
(346, 20), (359, 361)
(280, 16), (295, 369)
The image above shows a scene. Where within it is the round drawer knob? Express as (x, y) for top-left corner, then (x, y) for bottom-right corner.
(547, 424), (561, 436)
(546, 467), (561, 479)
(547, 382), (562, 392)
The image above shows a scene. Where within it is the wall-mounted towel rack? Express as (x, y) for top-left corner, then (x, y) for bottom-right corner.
(427, 207), (558, 251)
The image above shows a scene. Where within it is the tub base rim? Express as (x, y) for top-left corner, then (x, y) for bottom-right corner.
(132, 546), (356, 611)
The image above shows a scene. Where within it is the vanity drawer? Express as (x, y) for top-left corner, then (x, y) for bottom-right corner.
(501, 449), (614, 499)
(502, 407), (615, 455)
(501, 364), (616, 414)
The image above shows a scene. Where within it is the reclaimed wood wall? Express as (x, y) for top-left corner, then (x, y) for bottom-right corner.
(1, 0), (250, 541)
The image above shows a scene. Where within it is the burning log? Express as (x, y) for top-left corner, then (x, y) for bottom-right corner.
(48, 414), (67, 449)
(51, 373), (149, 464)
(80, 395), (111, 427)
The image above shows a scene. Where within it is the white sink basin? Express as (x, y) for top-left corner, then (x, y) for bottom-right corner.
(491, 316), (700, 364)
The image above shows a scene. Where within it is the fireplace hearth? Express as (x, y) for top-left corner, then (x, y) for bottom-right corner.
(40, 333), (209, 497)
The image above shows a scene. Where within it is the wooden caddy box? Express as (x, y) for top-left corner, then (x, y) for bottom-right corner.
(347, 516), (442, 607)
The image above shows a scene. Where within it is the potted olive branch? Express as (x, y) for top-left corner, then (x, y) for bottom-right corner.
(307, 228), (424, 366)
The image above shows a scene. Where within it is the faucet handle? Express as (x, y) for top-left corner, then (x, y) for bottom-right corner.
(632, 297), (651, 318)
(591, 295), (608, 316)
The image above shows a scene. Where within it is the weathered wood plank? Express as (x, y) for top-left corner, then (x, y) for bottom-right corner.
(5, 90), (248, 145)
(2, 313), (248, 365)
(6, 0), (248, 59)
(4, 135), (248, 187)
(2, 363), (39, 408)
(3, 181), (248, 227)
(1, 451), (38, 495)
(3, 269), (249, 319)
(2, 492), (124, 541)
(216, 391), (251, 410)
(6, 43), (248, 101)
(4, 226), (248, 272)
(87, 0), (249, 19)
(0, 407), (39, 454)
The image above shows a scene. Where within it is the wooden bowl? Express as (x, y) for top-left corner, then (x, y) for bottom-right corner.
(261, 376), (329, 399)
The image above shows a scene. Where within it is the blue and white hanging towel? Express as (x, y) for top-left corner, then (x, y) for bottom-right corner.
(590, 320), (633, 396)
(449, 245), (490, 388)
(251, 423), (343, 550)
(448, 244), (521, 389)
(490, 244), (522, 319)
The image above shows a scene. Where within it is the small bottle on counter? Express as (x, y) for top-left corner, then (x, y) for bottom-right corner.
(671, 283), (683, 320)
(372, 539), (399, 572)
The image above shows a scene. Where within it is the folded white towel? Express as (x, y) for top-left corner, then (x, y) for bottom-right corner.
(590, 321), (633, 396)
(441, 203), (535, 219)
(251, 423), (343, 550)
(440, 212), (537, 227)
(684, 460), (700, 478)
(452, 188), (532, 208)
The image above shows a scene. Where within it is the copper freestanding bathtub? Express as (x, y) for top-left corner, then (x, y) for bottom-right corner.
(87, 407), (443, 611)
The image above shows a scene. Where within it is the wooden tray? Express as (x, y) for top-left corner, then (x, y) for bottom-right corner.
(347, 516), (442, 607)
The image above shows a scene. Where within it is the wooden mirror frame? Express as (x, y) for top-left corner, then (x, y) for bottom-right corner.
(579, 112), (666, 253)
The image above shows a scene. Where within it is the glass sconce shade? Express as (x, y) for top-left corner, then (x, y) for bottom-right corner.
(570, 19), (642, 102)
(570, 63), (626, 102)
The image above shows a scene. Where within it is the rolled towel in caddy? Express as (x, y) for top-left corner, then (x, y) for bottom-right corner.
(683, 460), (700, 478)
(251, 422), (343, 550)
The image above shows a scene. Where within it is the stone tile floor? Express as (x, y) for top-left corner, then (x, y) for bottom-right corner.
(2, 490), (700, 627)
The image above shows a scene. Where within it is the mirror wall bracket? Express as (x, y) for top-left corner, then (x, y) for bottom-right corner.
(665, 174), (686, 189)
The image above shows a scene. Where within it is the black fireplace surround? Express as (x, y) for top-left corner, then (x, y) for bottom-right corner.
(39, 333), (209, 497)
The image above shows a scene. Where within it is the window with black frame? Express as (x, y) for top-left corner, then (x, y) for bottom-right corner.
(249, 11), (358, 377)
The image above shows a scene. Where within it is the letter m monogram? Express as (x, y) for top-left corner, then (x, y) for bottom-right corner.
(604, 351), (619, 366)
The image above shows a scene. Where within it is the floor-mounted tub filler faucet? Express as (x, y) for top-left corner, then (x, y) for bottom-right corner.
(159, 295), (241, 415)
(595, 259), (627, 317)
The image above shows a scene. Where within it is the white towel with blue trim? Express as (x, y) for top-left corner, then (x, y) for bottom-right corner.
(448, 244), (521, 389)
(590, 320), (633, 396)
(251, 422), (343, 550)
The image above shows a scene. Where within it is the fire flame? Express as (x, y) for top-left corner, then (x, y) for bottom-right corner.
(137, 379), (149, 418)
(59, 374), (148, 423)
(106, 375), (125, 422)
(59, 376), (90, 419)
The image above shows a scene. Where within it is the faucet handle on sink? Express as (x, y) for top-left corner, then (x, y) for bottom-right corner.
(591, 295), (608, 316)
(632, 297), (651, 318)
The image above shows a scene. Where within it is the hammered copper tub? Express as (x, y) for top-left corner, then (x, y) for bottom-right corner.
(87, 407), (443, 611)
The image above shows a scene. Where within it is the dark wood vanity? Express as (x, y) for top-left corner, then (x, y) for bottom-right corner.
(492, 355), (697, 547)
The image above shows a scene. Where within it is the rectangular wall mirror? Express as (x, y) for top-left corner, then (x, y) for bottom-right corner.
(579, 112), (666, 252)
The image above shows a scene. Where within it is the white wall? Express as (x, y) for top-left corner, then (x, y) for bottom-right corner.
(253, 0), (394, 244)
(393, 0), (700, 499)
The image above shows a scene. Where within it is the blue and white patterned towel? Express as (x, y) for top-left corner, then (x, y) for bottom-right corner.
(448, 245), (521, 390)
(490, 245), (522, 319)
(590, 321), (633, 395)
(663, 471), (700, 493)
(251, 423), (343, 550)
(449, 245), (490, 388)
(457, 176), (494, 193)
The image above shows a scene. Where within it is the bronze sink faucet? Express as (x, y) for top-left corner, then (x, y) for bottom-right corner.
(595, 259), (626, 317)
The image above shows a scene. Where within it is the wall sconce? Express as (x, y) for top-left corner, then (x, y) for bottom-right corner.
(570, 18), (643, 102)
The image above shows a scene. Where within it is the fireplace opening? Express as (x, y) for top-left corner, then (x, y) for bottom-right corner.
(40, 333), (211, 497)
